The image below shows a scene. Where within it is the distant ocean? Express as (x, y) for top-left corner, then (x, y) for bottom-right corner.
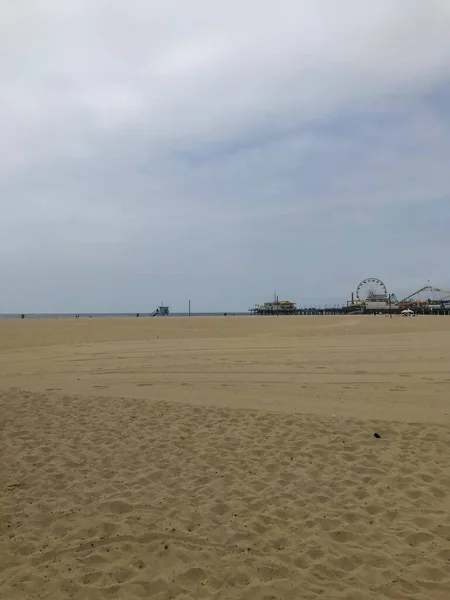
(0, 312), (248, 319)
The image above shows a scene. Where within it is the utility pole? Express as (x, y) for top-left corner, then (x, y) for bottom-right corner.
(188, 300), (191, 317)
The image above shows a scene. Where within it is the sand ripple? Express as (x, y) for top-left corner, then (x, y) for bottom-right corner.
(2, 389), (450, 599)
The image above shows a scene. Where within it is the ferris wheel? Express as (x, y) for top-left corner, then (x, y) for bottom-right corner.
(356, 277), (387, 301)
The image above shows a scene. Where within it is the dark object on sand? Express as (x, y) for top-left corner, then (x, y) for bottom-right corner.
(374, 433), (381, 439)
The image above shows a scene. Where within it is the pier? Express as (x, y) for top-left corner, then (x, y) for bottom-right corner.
(249, 278), (450, 316)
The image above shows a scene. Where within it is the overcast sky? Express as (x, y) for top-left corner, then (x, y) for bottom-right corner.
(1, 1), (450, 313)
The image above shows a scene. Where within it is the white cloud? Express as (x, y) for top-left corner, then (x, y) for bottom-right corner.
(1, 0), (450, 311)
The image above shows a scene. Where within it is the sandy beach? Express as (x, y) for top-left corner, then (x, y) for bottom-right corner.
(1, 315), (450, 599)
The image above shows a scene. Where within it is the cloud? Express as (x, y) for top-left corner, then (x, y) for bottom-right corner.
(1, 0), (450, 312)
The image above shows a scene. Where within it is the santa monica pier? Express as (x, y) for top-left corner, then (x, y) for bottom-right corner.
(249, 278), (450, 316)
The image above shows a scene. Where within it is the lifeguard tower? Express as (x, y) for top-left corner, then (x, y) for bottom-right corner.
(151, 305), (169, 316)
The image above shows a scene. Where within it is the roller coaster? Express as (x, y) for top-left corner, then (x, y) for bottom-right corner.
(396, 286), (450, 305)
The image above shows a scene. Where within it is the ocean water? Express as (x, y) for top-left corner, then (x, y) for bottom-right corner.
(0, 312), (248, 319)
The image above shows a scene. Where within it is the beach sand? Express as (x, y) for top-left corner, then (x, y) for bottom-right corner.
(1, 315), (450, 599)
